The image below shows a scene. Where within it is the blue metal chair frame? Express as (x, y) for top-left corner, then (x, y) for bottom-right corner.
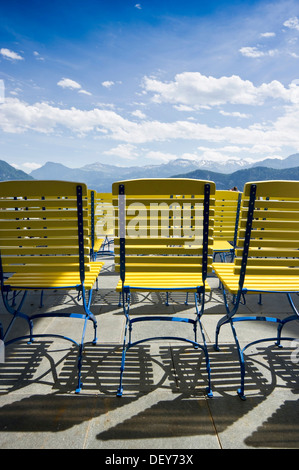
(116, 182), (213, 398)
(214, 183), (299, 400)
(0, 184), (98, 393)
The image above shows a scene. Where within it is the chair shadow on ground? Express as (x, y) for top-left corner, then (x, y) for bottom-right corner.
(0, 339), (298, 446)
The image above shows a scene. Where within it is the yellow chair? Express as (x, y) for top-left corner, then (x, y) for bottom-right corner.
(213, 190), (241, 261)
(88, 189), (104, 260)
(213, 180), (299, 399)
(0, 180), (104, 393)
(113, 178), (215, 397)
(90, 192), (114, 258)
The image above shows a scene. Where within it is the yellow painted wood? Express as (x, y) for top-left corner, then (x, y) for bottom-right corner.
(112, 178), (215, 292)
(243, 180), (299, 198)
(0, 180), (103, 290)
(213, 240), (233, 252)
(5, 262), (104, 290)
(213, 180), (299, 295)
(213, 262), (299, 294)
(212, 190), (240, 258)
(116, 273), (211, 292)
(0, 219), (88, 229)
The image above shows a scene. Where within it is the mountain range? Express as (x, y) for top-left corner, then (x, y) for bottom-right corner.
(0, 160), (34, 182)
(30, 153), (299, 191)
(0, 152), (298, 191)
(173, 165), (299, 190)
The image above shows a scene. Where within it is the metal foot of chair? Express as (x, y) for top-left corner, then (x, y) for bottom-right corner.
(237, 388), (246, 400)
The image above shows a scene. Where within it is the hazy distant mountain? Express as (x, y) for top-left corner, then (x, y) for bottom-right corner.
(251, 153), (299, 169)
(29, 158), (255, 191)
(82, 157), (251, 175)
(172, 165), (299, 190)
(30, 161), (90, 180)
(26, 152), (299, 192)
(0, 160), (33, 181)
(30, 159), (199, 191)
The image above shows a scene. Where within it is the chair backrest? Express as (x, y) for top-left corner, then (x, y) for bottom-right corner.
(95, 192), (114, 239)
(112, 178), (215, 284)
(88, 189), (95, 256)
(0, 180), (91, 282)
(214, 190), (241, 244)
(234, 180), (299, 286)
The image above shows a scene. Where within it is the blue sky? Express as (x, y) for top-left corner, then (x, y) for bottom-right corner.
(1, 0), (299, 172)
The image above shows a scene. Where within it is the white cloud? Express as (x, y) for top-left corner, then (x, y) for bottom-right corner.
(102, 81), (115, 88)
(131, 110), (146, 119)
(1, 95), (299, 162)
(173, 104), (198, 112)
(198, 144), (281, 156)
(33, 51), (45, 61)
(0, 97), (139, 137)
(268, 49), (279, 57)
(78, 89), (92, 96)
(260, 32), (276, 38)
(238, 46), (265, 58)
(96, 102), (116, 109)
(196, 148), (241, 163)
(11, 161), (42, 173)
(143, 72), (299, 108)
(144, 151), (180, 163)
(22, 162), (43, 171)
(135, 4), (142, 9)
(57, 78), (82, 90)
(104, 144), (139, 160)
(283, 17), (299, 31)
(0, 79), (4, 103)
(239, 46), (278, 58)
(0, 48), (23, 60)
(57, 78), (91, 95)
(220, 110), (251, 118)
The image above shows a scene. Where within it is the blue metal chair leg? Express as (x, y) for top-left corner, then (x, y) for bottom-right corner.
(117, 289), (213, 398)
(276, 294), (299, 347)
(214, 315), (230, 351)
(2, 290), (34, 344)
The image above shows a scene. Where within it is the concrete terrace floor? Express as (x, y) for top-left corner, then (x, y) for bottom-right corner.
(0, 255), (299, 450)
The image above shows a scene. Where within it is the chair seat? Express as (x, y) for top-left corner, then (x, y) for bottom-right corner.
(213, 240), (233, 252)
(94, 238), (104, 251)
(116, 272), (211, 292)
(213, 262), (299, 294)
(4, 261), (104, 290)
